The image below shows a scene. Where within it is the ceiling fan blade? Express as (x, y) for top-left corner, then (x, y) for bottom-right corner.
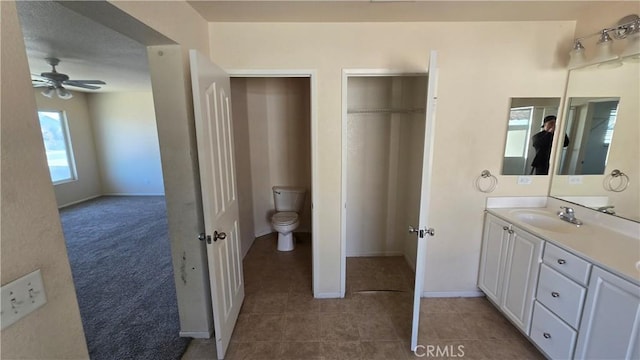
(65, 80), (106, 85)
(32, 78), (52, 87)
(63, 82), (101, 90)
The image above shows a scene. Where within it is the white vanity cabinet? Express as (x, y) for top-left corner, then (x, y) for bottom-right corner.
(530, 243), (590, 359)
(478, 213), (544, 334)
(478, 214), (510, 303)
(574, 266), (640, 360)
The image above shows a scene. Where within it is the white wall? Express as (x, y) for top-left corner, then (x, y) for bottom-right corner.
(111, 0), (215, 336)
(34, 89), (103, 207)
(345, 76), (426, 261)
(87, 91), (165, 195)
(230, 79), (257, 257)
(1, 1), (89, 358)
(209, 21), (574, 295)
(231, 77), (312, 238)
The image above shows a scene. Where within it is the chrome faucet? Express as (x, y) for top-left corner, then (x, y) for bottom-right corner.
(558, 206), (583, 226)
(596, 205), (616, 215)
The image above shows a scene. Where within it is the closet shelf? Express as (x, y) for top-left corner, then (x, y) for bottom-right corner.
(347, 107), (425, 114)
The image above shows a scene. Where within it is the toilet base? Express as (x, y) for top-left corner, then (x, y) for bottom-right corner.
(277, 232), (295, 251)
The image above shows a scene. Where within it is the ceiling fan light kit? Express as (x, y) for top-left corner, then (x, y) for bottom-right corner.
(32, 57), (106, 100)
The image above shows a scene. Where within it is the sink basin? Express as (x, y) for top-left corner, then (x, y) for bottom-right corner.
(509, 210), (576, 233)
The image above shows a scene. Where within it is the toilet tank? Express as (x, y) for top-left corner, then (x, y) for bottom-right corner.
(273, 186), (306, 212)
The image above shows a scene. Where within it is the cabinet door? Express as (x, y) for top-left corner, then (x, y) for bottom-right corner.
(575, 267), (640, 360)
(478, 214), (511, 304)
(501, 228), (543, 334)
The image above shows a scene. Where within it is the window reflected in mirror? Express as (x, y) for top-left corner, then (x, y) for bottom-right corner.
(502, 98), (560, 175)
(557, 97), (620, 175)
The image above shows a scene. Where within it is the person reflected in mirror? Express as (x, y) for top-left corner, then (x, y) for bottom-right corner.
(530, 115), (569, 175)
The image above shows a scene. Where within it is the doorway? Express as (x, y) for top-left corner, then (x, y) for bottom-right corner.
(341, 73), (428, 293)
(229, 72), (318, 294)
(340, 67), (438, 351)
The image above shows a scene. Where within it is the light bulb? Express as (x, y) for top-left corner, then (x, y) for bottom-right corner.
(592, 31), (620, 65)
(620, 30), (640, 61)
(41, 87), (54, 98)
(56, 87), (73, 100)
(568, 40), (586, 69)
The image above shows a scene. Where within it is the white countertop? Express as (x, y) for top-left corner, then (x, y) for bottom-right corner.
(487, 206), (640, 286)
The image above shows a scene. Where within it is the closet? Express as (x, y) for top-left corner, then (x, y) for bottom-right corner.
(345, 75), (428, 270)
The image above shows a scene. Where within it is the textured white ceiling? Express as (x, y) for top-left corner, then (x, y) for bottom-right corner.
(16, 1), (151, 93)
(14, 1), (610, 93)
(187, 0), (600, 22)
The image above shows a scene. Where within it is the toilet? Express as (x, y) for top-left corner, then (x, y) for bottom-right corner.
(271, 186), (306, 251)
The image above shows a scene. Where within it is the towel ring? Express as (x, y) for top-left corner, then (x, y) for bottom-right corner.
(603, 169), (629, 192)
(475, 170), (498, 193)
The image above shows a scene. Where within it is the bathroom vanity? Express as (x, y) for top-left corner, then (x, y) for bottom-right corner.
(478, 201), (640, 360)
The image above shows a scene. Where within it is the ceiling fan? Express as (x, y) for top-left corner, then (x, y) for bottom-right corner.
(31, 57), (106, 100)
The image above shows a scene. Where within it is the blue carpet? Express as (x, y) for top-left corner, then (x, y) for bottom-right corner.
(59, 196), (190, 360)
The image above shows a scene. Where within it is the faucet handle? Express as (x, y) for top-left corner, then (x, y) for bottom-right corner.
(560, 206), (574, 214)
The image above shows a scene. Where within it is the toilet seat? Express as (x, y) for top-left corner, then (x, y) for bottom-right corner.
(272, 212), (298, 225)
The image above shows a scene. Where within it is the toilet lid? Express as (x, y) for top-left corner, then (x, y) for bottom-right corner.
(272, 212), (298, 225)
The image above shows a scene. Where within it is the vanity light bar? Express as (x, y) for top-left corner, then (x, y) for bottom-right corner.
(568, 14), (640, 69)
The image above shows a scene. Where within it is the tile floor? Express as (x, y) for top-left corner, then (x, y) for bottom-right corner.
(182, 233), (543, 359)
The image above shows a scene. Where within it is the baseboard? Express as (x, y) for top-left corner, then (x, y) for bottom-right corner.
(422, 290), (485, 298)
(346, 251), (403, 257)
(254, 229), (272, 238)
(314, 292), (342, 299)
(57, 194), (101, 209)
(179, 330), (212, 339)
(103, 193), (165, 196)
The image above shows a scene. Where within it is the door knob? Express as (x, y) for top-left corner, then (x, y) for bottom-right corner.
(198, 232), (211, 244)
(409, 226), (435, 238)
(199, 231), (226, 244)
(213, 231), (227, 242)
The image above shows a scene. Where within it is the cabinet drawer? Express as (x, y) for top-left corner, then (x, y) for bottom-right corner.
(543, 243), (591, 285)
(536, 264), (586, 329)
(531, 301), (577, 360)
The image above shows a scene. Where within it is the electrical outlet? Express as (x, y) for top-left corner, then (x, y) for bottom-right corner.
(1, 269), (47, 330)
(517, 176), (532, 185)
(568, 176), (583, 185)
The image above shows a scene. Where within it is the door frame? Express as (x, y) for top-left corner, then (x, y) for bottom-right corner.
(226, 69), (320, 297)
(340, 68), (430, 298)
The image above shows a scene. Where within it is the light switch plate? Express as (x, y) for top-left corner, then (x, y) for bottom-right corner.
(568, 176), (583, 185)
(517, 176), (533, 185)
(1, 269), (47, 330)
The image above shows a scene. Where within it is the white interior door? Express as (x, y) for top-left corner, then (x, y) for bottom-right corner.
(410, 50), (439, 351)
(189, 49), (244, 360)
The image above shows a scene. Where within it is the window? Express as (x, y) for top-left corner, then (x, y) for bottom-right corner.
(604, 107), (617, 145)
(38, 111), (76, 183)
(504, 106), (533, 157)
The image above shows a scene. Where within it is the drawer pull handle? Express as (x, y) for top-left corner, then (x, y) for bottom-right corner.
(557, 259), (566, 265)
(551, 292), (560, 298)
(543, 333), (551, 339)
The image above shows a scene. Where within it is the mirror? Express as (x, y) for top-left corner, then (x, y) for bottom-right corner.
(502, 98), (561, 175)
(557, 97), (620, 175)
(550, 61), (639, 222)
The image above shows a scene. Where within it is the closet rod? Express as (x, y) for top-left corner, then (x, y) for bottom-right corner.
(347, 108), (425, 114)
